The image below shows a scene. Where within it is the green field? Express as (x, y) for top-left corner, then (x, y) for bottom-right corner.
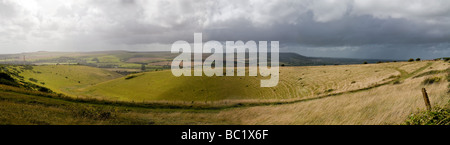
(19, 65), (122, 96)
(15, 61), (449, 104)
(17, 62), (402, 102)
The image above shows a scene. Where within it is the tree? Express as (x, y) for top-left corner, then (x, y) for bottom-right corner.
(92, 58), (100, 63)
(408, 58), (414, 62)
(363, 61), (368, 64)
(416, 58), (421, 61)
(141, 64), (146, 71)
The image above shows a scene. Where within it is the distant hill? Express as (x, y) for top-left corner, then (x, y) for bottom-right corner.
(0, 51), (395, 67)
(278, 52), (393, 66)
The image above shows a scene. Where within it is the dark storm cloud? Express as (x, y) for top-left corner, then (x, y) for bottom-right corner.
(0, 0), (449, 59)
(204, 13), (450, 45)
(284, 43), (450, 59)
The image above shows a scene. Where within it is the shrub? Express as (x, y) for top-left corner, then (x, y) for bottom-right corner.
(363, 61), (368, 64)
(405, 107), (450, 125)
(447, 68), (450, 82)
(92, 57), (100, 63)
(71, 106), (117, 120)
(125, 75), (137, 80)
(38, 87), (52, 93)
(0, 72), (15, 82)
(325, 89), (334, 93)
(29, 78), (38, 83)
(22, 65), (34, 70)
(0, 72), (19, 87)
(388, 75), (400, 79)
(408, 58), (414, 62)
(141, 64), (146, 71)
(423, 77), (441, 85)
(416, 58), (421, 61)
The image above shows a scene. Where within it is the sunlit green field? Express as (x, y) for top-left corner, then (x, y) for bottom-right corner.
(77, 63), (399, 102)
(17, 61), (440, 103)
(19, 65), (122, 95)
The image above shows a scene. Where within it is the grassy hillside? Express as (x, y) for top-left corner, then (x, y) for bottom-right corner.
(18, 65), (122, 96)
(16, 61), (444, 103)
(0, 61), (448, 125)
(213, 63), (448, 125)
(75, 62), (406, 102)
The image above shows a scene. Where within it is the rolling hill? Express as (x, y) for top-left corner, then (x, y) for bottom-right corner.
(15, 61), (445, 103)
(18, 65), (122, 95)
(1, 60), (448, 125)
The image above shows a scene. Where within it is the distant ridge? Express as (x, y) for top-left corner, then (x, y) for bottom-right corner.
(0, 50), (397, 66)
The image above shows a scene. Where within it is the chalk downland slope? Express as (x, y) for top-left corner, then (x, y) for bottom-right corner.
(19, 65), (122, 96)
(78, 62), (406, 102)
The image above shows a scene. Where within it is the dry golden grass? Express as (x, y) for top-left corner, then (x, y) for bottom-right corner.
(398, 61), (429, 73)
(127, 61), (449, 125)
(277, 63), (400, 98)
(213, 74), (448, 125)
(419, 61), (449, 73)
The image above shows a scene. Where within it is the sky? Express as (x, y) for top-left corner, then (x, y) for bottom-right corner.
(0, 0), (449, 59)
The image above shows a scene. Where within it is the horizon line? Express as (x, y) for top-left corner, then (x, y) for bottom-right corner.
(0, 50), (415, 61)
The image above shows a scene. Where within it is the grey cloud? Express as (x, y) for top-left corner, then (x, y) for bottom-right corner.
(0, 0), (449, 59)
(284, 43), (450, 60)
